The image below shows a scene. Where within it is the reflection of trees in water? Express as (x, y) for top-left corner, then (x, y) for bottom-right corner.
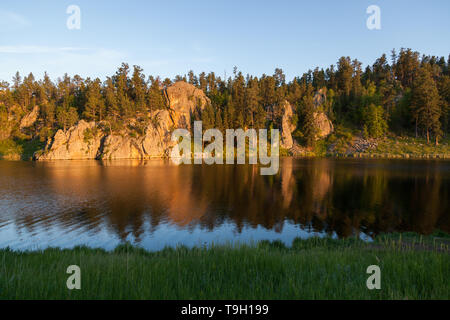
(8, 159), (450, 240)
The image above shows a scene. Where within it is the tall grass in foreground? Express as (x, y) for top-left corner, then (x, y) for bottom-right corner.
(0, 234), (448, 300)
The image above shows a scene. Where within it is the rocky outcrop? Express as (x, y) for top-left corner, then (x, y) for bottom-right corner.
(313, 112), (333, 140)
(35, 120), (102, 160)
(100, 135), (144, 160)
(20, 105), (39, 129)
(313, 88), (327, 108)
(312, 88), (334, 140)
(35, 101), (182, 160)
(33, 81), (330, 160)
(278, 96), (333, 150)
(280, 100), (296, 149)
(142, 110), (174, 157)
(34, 81), (209, 160)
(164, 81), (210, 129)
(100, 110), (175, 160)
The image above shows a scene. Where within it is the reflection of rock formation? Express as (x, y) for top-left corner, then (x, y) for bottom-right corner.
(3, 159), (449, 244)
(280, 101), (296, 149)
(281, 158), (295, 208)
(310, 160), (332, 219)
(42, 161), (211, 232)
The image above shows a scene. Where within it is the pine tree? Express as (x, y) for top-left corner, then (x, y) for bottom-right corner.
(147, 77), (165, 111)
(114, 63), (132, 118)
(131, 65), (147, 114)
(245, 77), (260, 128)
(83, 78), (104, 122)
(214, 108), (223, 131)
(301, 86), (318, 147)
(438, 75), (450, 133)
(56, 105), (78, 131)
(362, 104), (388, 138)
(411, 66), (442, 144)
(201, 103), (215, 131)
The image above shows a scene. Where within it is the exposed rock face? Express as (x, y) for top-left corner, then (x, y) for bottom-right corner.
(313, 88), (327, 108)
(164, 81), (210, 129)
(100, 135), (144, 160)
(100, 110), (175, 160)
(35, 104), (181, 160)
(142, 110), (174, 157)
(278, 98), (333, 149)
(35, 81), (209, 160)
(20, 105), (39, 129)
(280, 100), (296, 149)
(311, 88), (334, 140)
(313, 112), (333, 139)
(35, 120), (102, 160)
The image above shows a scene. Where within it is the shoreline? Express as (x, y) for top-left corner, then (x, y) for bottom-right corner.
(2, 154), (450, 161)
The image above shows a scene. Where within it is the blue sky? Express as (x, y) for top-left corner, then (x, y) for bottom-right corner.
(0, 0), (449, 82)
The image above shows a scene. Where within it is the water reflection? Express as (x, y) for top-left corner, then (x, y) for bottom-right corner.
(0, 159), (448, 251)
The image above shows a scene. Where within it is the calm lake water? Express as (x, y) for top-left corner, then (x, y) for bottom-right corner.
(0, 158), (449, 251)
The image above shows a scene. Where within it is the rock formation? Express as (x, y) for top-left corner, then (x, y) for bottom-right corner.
(35, 82), (207, 160)
(313, 88), (327, 108)
(35, 120), (102, 160)
(278, 95), (333, 150)
(313, 112), (333, 140)
(280, 100), (296, 149)
(20, 105), (40, 129)
(313, 89), (333, 140)
(164, 81), (210, 129)
(33, 80), (335, 160)
(100, 110), (175, 160)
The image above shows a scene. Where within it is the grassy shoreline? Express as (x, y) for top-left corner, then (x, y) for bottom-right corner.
(1, 232), (448, 300)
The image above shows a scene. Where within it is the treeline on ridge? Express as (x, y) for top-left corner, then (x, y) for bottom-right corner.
(0, 48), (449, 147)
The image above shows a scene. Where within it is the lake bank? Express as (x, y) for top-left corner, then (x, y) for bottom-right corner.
(1, 232), (448, 300)
(2, 135), (450, 161)
(288, 135), (450, 159)
(0, 140), (450, 161)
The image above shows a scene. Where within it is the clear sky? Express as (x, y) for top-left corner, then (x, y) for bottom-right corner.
(0, 0), (449, 82)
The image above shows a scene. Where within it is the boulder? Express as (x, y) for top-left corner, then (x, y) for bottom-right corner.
(313, 112), (333, 139)
(20, 105), (39, 129)
(164, 81), (210, 129)
(313, 88), (327, 108)
(280, 100), (296, 149)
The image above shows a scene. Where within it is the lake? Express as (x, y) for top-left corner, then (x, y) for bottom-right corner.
(0, 158), (449, 251)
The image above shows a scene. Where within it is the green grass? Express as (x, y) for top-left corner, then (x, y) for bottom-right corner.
(0, 233), (448, 300)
